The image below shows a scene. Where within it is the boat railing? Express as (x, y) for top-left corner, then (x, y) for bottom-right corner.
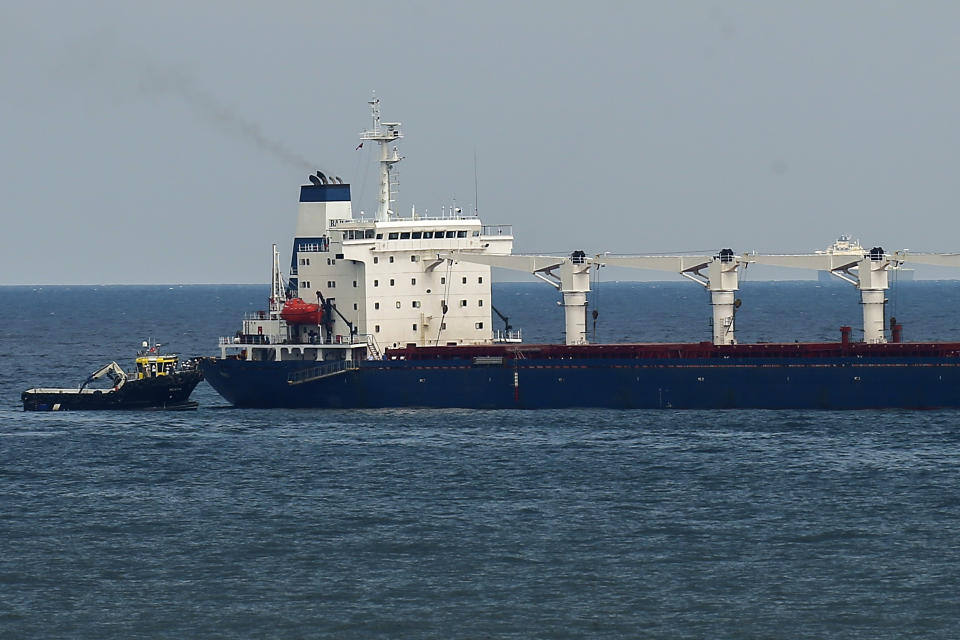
(493, 328), (523, 343)
(362, 333), (383, 359)
(481, 224), (513, 237)
(220, 334), (286, 346)
(287, 360), (358, 385)
(219, 333), (372, 347)
(242, 311), (279, 321)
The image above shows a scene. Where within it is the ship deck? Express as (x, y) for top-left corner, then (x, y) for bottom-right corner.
(386, 341), (960, 361)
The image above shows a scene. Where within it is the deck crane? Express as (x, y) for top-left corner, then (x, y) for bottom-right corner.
(745, 247), (895, 343)
(79, 362), (127, 391)
(598, 249), (747, 345)
(444, 250), (597, 345)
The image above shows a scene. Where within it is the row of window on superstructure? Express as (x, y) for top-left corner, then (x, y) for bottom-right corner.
(373, 321), (484, 333)
(392, 230), (478, 240)
(372, 299), (483, 310)
(340, 229), (479, 241)
(372, 276), (483, 287)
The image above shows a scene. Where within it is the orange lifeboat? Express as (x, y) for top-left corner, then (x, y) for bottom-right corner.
(280, 298), (323, 325)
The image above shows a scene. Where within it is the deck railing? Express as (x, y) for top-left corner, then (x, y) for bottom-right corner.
(287, 360), (358, 385)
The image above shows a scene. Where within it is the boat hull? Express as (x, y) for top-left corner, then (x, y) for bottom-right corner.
(22, 371), (204, 411)
(200, 348), (960, 410)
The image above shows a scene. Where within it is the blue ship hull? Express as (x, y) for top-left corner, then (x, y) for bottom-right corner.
(200, 349), (960, 409)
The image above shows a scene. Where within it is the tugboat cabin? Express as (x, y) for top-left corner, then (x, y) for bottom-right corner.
(135, 354), (178, 379)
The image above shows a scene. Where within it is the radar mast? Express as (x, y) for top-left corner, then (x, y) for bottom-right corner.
(359, 98), (403, 221)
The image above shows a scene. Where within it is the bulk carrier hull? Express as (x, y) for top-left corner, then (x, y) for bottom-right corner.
(200, 100), (960, 411)
(201, 342), (960, 410)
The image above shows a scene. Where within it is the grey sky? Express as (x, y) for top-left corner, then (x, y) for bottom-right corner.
(3, 1), (960, 284)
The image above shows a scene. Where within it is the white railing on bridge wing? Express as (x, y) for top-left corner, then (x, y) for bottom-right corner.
(296, 243), (329, 252)
(481, 225), (512, 236)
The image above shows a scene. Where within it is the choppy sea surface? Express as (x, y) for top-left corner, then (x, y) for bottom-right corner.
(2, 281), (960, 639)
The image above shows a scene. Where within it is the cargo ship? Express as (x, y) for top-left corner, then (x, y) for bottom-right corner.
(199, 100), (960, 409)
(23, 343), (203, 411)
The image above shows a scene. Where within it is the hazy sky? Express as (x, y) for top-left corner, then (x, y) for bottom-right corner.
(4, 1), (960, 284)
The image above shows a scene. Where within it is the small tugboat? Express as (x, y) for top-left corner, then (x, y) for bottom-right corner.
(21, 342), (203, 411)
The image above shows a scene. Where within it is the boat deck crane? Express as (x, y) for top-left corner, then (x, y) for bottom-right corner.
(745, 247), (894, 343)
(599, 249), (746, 345)
(445, 251), (596, 345)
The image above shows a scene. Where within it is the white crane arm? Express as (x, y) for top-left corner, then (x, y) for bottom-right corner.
(443, 252), (595, 273)
(79, 361), (127, 391)
(745, 253), (861, 272)
(893, 252), (960, 268)
(600, 255), (713, 273)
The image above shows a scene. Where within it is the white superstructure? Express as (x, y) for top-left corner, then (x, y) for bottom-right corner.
(222, 100), (514, 363)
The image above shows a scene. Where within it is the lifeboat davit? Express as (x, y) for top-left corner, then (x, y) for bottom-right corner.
(280, 298), (323, 325)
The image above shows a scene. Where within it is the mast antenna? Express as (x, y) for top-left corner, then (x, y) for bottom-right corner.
(359, 96), (403, 221)
(269, 244), (285, 314)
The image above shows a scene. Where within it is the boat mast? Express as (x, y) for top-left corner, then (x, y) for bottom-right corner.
(360, 98), (403, 221)
(270, 243), (285, 314)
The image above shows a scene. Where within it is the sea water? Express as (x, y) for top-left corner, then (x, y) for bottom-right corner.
(2, 281), (959, 638)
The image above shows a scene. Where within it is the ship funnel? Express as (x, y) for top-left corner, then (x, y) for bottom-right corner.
(308, 174), (322, 186)
(335, 176), (343, 184)
(316, 171), (328, 185)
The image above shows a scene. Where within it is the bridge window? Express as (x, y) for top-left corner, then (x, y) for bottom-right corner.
(376, 233), (383, 239)
(388, 232), (399, 240)
(400, 232), (410, 239)
(445, 231), (456, 238)
(423, 231), (433, 239)
(457, 231), (467, 238)
(412, 231), (422, 239)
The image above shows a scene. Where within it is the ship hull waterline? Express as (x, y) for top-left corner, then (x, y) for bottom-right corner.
(200, 350), (960, 410)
